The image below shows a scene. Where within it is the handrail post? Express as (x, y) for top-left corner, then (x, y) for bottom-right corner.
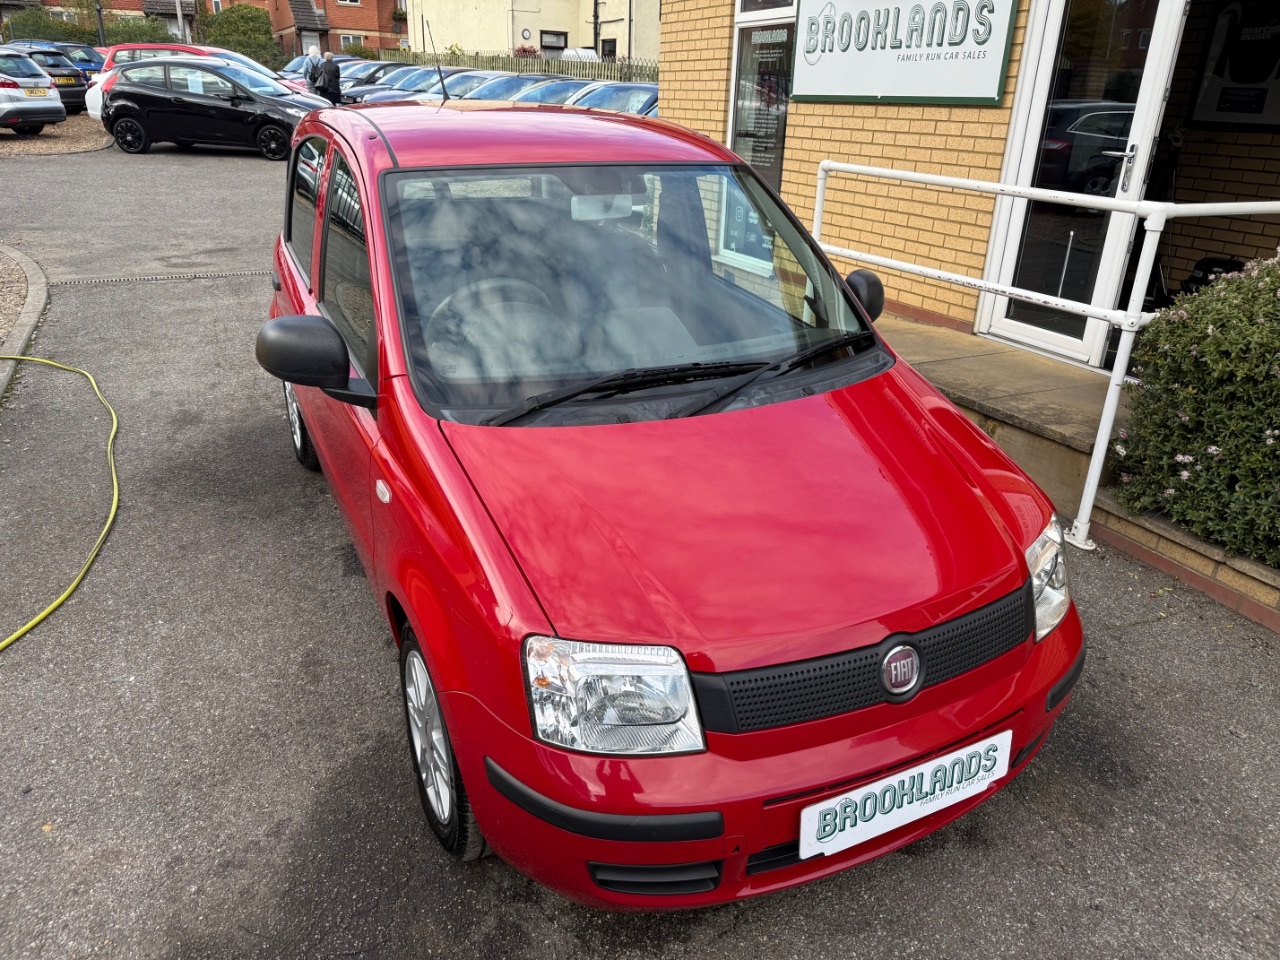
(1066, 209), (1167, 550)
(813, 161), (831, 242)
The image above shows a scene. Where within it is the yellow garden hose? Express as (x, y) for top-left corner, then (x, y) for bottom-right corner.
(0, 355), (119, 654)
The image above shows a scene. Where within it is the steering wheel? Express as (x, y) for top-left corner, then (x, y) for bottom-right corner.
(426, 278), (553, 344)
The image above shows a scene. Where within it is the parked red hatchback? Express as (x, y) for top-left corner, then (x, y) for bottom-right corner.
(256, 102), (1084, 910)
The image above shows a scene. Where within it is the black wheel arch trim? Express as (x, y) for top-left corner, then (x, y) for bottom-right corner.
(1047, 642), (1085, 712)
(484, 757), (723, 842)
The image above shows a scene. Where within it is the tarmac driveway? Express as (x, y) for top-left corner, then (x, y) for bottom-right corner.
(0, 144), (1277, 960)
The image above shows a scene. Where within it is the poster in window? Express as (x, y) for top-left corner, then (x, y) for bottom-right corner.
(1192, 0), (1280, 128)
(731, 23), (795, 193)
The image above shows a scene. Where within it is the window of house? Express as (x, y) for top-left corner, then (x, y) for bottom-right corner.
(540, 31), (568, 51)
(337, 0), (360, 4)
(1138, 29), (1151, 49)
(322, 156), (375, 371)
(288, 137), (327, 282)
(600, 39), (617, 61)
(340, 35), (365, 48)
(212, 0), (223, 10)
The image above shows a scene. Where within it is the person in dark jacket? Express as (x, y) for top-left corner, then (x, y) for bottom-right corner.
(316, 52), (342, 106)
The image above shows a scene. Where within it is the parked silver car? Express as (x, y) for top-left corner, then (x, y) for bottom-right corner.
(0, 45), (66, 135)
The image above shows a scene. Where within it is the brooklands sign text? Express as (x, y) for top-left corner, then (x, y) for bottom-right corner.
(792, 0), (1017, 105)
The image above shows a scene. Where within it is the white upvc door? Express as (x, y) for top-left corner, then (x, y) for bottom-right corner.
(977, 0), (1190, 366)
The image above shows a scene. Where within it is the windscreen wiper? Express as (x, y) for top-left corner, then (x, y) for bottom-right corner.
(668, 330), (878, 420)
(483, 360), (769, 426)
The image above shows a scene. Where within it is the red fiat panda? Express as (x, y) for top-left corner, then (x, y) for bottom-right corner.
(256, 101), (1084, 910)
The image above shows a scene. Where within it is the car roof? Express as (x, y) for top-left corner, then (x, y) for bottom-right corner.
(320, 101), (737, 171)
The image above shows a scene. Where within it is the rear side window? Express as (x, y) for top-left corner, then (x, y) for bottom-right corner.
(288, 136), (327, 282)
(30, 52), (75, 69)
(322, 156), (375, 368)
(0, 55), (45, 78)
(122, 65), (166, 88)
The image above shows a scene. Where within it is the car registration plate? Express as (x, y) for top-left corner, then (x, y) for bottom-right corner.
(55, 77), (75, 85)
(798, 730), (1012, 860)
(24, 88), (49, 97)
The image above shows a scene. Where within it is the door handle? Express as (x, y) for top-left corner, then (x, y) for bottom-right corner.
(171, 97), (188, 104)
(1099, 143), (1138, 192)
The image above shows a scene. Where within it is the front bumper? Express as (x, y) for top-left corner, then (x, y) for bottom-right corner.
(445, 606), (1085, 909)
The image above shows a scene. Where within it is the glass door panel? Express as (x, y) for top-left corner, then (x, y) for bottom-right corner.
(1007, 0), (1156, 340)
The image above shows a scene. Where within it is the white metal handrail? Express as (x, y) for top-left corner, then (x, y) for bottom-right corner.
(813, 159), (1280, 549)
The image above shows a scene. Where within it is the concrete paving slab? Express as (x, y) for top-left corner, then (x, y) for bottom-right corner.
(878, 314), (1013, 362)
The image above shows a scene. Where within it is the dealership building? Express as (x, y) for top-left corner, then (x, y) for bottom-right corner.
(660, 0), (1280, 368)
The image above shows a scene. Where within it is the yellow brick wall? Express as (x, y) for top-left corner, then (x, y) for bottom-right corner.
(1157, 2), (1280, 288)
(662, 2), (1032, 329)
(781, 3), (1030, 328)
(658, 0), (735, 142)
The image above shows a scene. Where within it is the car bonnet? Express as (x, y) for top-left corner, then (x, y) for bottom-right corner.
(441, 365), (1045, 673)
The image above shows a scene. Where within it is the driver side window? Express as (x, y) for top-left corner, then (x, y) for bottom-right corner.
(321, 155), (376, 375)
(169, 65), (235, 98)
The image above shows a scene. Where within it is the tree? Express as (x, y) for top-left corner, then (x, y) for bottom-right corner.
(198, 5), (284, 70)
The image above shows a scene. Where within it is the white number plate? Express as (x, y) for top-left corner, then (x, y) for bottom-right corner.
(799, 730), (1012, 859)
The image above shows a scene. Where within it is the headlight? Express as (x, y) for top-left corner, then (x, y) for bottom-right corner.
(1026, 516), (1070, 640)
(283, 107), (306, 118)
(524, 637), (705, 755)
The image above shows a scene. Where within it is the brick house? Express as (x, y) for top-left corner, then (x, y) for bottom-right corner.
(267, 0), (404, 59)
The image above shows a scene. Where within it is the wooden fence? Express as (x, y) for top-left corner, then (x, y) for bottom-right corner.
(377, 50), (658, 84)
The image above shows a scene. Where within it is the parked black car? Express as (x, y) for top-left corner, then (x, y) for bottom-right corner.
(16, 43), (88, 113)
(9, 39), (105, 80)
(101, 58), (327, 159)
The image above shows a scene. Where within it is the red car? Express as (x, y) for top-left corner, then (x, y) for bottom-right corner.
(255, 102), (1084, 910)
(98, 43), (309, 93)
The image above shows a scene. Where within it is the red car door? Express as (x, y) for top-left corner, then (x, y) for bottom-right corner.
(276, 134), (381, 577)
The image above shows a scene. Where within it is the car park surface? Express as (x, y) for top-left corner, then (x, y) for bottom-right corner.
(0, 144), (1277, 957)
(255, 102), (1082, 909)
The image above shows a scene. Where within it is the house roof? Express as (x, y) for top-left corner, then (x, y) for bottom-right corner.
(141, 0), (196, 15)
(286, 0), (330, 32)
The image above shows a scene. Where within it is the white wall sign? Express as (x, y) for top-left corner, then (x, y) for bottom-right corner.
(792, 0), (1017, 105)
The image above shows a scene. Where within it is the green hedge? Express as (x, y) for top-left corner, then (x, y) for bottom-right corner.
(2, 10), (173, 45)
(198, 5), (284, 71)
(1113, 255), (1280, 566)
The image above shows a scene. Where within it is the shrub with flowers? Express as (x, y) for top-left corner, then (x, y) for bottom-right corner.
(1113, 254), (1280, 566)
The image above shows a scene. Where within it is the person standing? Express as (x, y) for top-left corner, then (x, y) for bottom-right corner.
(317, 52), (342, 107)
(303, 45), (323, 93)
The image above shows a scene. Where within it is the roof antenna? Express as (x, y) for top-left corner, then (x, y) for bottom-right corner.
(424, 18), (449, 101)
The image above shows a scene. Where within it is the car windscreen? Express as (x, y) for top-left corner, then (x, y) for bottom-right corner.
(283, 55), (308, 73)
(512, 79), (592, 104)
(575, 84), (656, 113)
(63, 47), (102, 65)
(384, 164), (877, 424)
(374, 66), (416, 87)
(30, 52), (76, 70)
(463, 75), (548, 100)
(218, 63), (289, 96)
(0, 54), (45, 78)
(209, 49), (274, 77)
(442, 72), (500, 97)
(341, 61), (379, 81)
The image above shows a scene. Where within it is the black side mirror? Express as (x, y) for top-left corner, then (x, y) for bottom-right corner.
(256, 314), (375, 408)
(845, 269), (885, 322)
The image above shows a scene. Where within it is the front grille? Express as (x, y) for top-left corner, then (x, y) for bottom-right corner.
(589, 860), (723, 896)
(692, 579), (1034, 733)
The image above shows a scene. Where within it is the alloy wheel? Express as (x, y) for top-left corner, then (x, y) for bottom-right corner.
(114, 118), (145, 153)
(284, 382), (303, 455)
(258, 125), (289, 161)
(403, 649), (454, 824)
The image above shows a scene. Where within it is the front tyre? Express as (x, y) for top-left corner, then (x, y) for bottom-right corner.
(256, 123), (289, 161)
(112, 116), (149, 154)
(283, 382), (320, 471)
(400, 627), (487, 861)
